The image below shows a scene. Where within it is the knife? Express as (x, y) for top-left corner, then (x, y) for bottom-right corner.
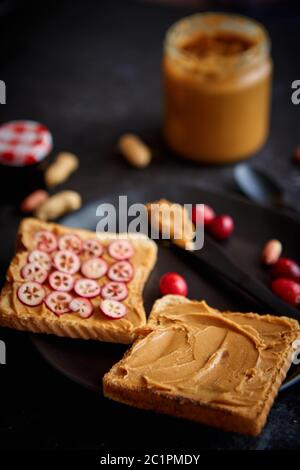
(171, 235), (300, 320)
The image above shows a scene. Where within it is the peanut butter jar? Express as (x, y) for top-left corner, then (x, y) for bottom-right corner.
(163, 13), (272, 164)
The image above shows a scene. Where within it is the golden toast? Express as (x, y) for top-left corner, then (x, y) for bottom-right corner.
(103, 295), (299, 435)
(0, 218), (157, 344)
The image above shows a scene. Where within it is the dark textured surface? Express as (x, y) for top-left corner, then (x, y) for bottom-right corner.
(0, 0), (300, 451)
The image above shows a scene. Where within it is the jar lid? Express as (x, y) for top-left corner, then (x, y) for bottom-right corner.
(0, 120), (53, 166)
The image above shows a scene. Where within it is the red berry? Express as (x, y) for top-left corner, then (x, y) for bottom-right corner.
(209, 215), (234, 240)
(108, 240), (134, 260)
(69, 297), (94, 319)
(192, 204), (216, 226)
(271, 278), (300, 306)
(81, 258), (108, 279)
(271, 257), (300, 281)
(100, 299), (127, 319)
(74, 278), (101, 298)
(159, 272), (188, 297)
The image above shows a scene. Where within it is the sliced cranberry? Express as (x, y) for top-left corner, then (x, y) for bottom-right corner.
(101, 282), (128, 301)
(53, 250), (80, 275)
(100, 299), (127, 319)
(209, 215), (234, 240)
(58, 233), (82, 254)
(271, 257), (300, 281)
(48, 271), (74, 292)
(69, 297), (94, 318)
(159, 272), (188, 297)
(74, 278), (101, 298)
(108, 240), (134, 260)
(45, 291), (73, 316)
(28, 250), (51, 270)
(82, 239), (104, 257)
(271, 278), (300, 307)
(21, 262), (48, 284)
(108, 261), (134, 283)
(81, 257), (108, 279)
(17, 282), (46, 307)
(34, 230), (57, 252)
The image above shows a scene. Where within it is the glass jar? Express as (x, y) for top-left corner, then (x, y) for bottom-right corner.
(162, 13), (272, 164)
(0, 120), (52, 203)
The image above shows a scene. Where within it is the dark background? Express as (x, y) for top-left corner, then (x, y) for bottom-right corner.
(0, 0), (300, 452)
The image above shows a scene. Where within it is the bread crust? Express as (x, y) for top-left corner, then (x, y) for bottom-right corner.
(103, 295), (300, 435)
(0, 218), (157, 343)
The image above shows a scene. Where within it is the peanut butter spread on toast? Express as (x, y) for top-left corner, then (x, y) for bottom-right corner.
(118, 298), (299, 409)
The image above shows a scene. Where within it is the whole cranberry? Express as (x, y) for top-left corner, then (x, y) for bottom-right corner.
(159, 272), (188, 297)
(271, 257), (300, 281)
(192, 204), (216, 226)
(271, 278), (300, 306)
(209, 215), (234, 240)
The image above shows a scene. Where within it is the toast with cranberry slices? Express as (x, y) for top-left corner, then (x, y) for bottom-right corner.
(0, 218), (157, 343)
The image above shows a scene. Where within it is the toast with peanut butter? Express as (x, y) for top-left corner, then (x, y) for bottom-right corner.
(103, 295), (300, 435)
(0, 218), (157, 343)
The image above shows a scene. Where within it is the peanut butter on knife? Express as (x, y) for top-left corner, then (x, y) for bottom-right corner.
(146, 199), (196, 250)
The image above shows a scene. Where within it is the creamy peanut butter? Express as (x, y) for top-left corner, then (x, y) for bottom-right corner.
(181, 31), (256, 59)
(163, 13), (272, 163)
(118, 299), (299, 411)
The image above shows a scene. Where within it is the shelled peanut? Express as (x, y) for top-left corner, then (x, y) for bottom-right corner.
(118, 134), (152, 168)
(45, 152), (79, 187)
(261, 239), (282, 265)
(35, 190), (82, 221)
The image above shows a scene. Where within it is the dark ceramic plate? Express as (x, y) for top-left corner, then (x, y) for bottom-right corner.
(31, 180), (300, 392)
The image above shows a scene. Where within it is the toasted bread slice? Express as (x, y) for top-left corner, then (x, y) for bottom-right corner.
(103, 295), (300, 435)
(0, 218), (157, 343)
